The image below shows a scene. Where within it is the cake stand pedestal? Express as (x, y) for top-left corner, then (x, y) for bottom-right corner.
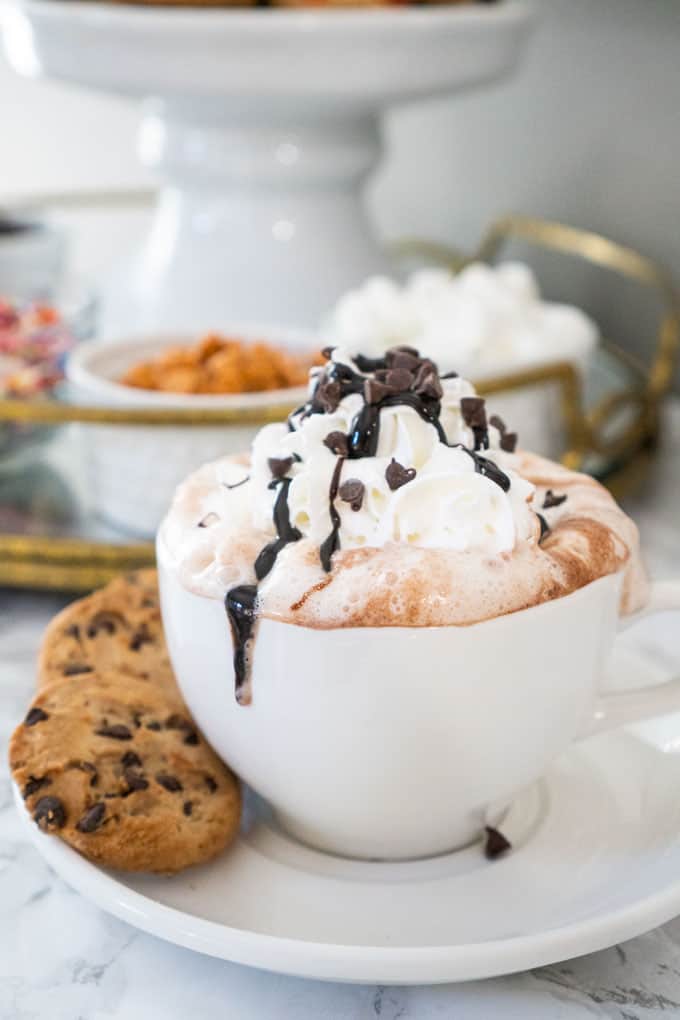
(2, 1), (533, 333)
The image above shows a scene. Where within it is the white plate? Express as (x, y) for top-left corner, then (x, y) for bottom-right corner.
(15, 690), (680, 985)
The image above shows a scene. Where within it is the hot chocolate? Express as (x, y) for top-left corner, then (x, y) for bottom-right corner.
(160, 347), (647, 706)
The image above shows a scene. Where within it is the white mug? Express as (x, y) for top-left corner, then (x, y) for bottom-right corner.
(158, 539), (680, 860)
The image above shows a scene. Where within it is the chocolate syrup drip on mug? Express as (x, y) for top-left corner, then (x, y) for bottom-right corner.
(224, 476), (301, 703)
(224, 585), (258, 705)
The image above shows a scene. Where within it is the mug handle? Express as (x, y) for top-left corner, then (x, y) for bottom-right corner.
(580, 580), (680, 738)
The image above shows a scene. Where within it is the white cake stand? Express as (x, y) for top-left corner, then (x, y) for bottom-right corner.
(2, 0), (533, 333)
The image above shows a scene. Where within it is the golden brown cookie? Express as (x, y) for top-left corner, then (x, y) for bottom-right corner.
(37, 569), (178, 698)
(10, 674), (241, 873)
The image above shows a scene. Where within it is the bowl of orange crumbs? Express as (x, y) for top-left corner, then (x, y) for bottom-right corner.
(66, 328), (320, 537)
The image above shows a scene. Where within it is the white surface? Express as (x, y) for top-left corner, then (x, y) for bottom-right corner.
(1, 0), (532, 334)
(13, 708), (680, 985)
(1, 404), (680, 1015)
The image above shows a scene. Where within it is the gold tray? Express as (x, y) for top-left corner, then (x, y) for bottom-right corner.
(1, 215), (678, 592)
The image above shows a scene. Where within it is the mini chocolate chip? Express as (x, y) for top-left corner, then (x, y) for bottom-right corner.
(323, 431), (349, 457)
(34, 796), (66, 831)
(123, 768), (149, 792)
(132, 711), (142, 729)
(62, 663), (93, 676)
(23, 775), (51, 799)
(25, 707), (48, 727)
(353, 353), (387, 373)
(484, 825), (511, 859)
(205, 775), (218, 793)
(197, 512), (220, 528)
(76, 802), (106, 833)
(461, 397), (489, 451)
(129, 625), (152, 652)
(64, 624), (81, 641)
(320, 345), (335, 361)
(121, 750), (142, 768)
(364, 378), (392, 405)
(414, 370), (443, 401)
(441, 370), (459, 380)
(388, 350), (421, 373)
(500, 432), (518, 453)
(385, 459), (417, 491)
(460, 396), (487, 429)
(183, 730), (200, 746)
(268, 456), (294, 480)
(543, 489), (567, 510)
(183, 800), (193, 817)
(315, 379), (342, 413)
(384, 367), (414, 392)
(146, 721), (162, 732)
(95, 724), (132, 741)
(156, 773), (183, 793)
(537, 513), (550, 541)
(140, 597), (157, 609)
(386, 344), (420, 360)
(338, 479), (365, 512)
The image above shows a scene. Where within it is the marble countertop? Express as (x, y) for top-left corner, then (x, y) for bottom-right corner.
(1, 403), (680, 1020)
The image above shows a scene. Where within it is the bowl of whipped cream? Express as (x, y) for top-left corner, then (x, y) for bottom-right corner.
(322, 261), (598, 457)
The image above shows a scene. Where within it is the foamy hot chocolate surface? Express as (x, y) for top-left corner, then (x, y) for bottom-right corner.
(160, 347), (648, 651)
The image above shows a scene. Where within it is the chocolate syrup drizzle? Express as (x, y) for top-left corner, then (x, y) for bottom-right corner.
(224, 476), (301, 704)
(226, 346), (520, 704)
(319, 457), (345, 573)
(223, 475), (250, 490)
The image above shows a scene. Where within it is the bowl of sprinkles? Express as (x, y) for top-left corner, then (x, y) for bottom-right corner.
(0, 293), (94, 468)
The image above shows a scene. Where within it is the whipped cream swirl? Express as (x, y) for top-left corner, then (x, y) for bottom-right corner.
(250, 349), (537, 561)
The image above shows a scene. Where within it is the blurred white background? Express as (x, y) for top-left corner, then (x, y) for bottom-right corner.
(1, 0), (679, 378)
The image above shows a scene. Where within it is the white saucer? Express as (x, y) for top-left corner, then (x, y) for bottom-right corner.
(15, 669), (680, 985)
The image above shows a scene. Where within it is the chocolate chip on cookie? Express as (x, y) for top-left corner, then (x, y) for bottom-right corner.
(62, 663), (94, 677)
(10, 675), (241, 873)
(23, 775), (51, 798)
(34, 796), (67, 832)
(87, 611), (125, 639)
(25, 707), (48, 727)
(96, 723), (133, 741)
(38, 570), (177, 699)
(156, 773), (183, 793)
(76, 802), (106, 833)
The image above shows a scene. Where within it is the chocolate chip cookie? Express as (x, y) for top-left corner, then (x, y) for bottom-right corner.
(38, 569), (178, 698)
(10, 674), (241, 872)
